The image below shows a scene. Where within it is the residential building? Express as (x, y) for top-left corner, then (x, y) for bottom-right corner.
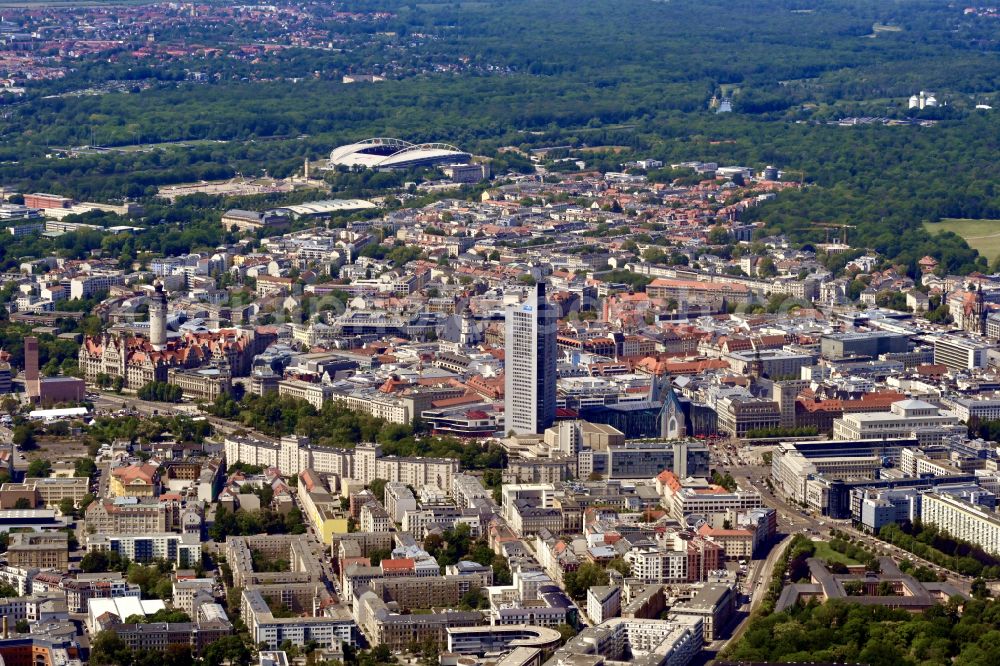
(446, 625), (563, 655)
(383, 483), (417, 523)
(587, 585), (621, 624)
(359, 502), (392, 533)
(109, 463), (159, 498)
(543, 616), (703, 666)
(670, 583), (737, 641)
(921, 492), (1000, 556)
(354, 589), (481, 649)
(86, 533), (201, 568)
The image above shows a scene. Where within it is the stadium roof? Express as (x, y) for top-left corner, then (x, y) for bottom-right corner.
(328, 137), (471, 170)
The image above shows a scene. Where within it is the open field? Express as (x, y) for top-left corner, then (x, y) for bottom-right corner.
(812, 540), (861, 566)
(924, 218), (1000, 262)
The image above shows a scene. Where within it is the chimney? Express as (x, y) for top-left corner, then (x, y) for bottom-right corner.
(4, 615), (9, 639)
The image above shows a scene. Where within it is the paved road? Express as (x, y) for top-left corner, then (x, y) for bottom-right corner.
(722, 533), (791, 654)
(713, 440), (972, 599)
(89, 389), (261, 438)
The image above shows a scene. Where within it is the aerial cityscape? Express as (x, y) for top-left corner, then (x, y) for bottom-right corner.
(0, 0), (999, 665)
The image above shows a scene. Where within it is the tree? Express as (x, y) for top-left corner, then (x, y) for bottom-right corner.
(75, 458), (98, 478)
(12, 425), (35, 450)
(12, 498), (32, 510)
(556, 623), (577, 643)
(26, 459), (52, 478)
(0, 581), (16, 597)
(607, 557), (631, 577)
(757, 257), (778, 278)
(89, 630), (131, 666)
(59, 497), (76, 517)
(202, 635), (251, 666)
(368, 478), (388, 503)
(81, 550), (126, 573)
(14, 619), (28, 633)
(137, 381), (183, 402)
(127, 562), (174, 600)
(707, 225), (731, 244)
(460, 587), (487, 610)
(563, 562), (609, 599)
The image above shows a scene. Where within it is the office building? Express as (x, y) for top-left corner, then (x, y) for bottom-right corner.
(0, 478), (88, 509)
(23, 336), (85, 404)
(832, 399), (964, 445)
(7, 533), (68, 570)
(577, 440), (710, 480)
(820, 332), (909, 360)
(725, 349), (813, 379)
(933, 335), (992, 371)
(943, 395), (1000, 423)
(656, 472), (762, 520)
(505, 283), (558, 435)
(771, 438), (913, 510)
(715, 396), (780, 438)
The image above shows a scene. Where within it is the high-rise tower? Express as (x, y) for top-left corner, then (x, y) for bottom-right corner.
(24, 336), (40, 399)
(504, 282), (557, 435)
(149, 282), (168, 350)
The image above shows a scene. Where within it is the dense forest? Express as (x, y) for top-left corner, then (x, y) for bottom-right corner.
(0, 0), (997, 270)
(727, 597), (1000, 666)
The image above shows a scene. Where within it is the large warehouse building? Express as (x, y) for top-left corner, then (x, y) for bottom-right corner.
(328, 137), (472, 170)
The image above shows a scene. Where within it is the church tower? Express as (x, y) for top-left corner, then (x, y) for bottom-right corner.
(459, 308), (481, 347)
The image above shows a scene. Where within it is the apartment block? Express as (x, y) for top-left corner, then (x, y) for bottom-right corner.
(921, 492), (1000, 556)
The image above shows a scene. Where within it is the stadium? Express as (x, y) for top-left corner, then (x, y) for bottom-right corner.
(327, 137), (471, 171)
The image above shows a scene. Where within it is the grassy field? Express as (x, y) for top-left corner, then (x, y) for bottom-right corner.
(812, 540), (861, 566)
(924, 218), (1000, 262)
